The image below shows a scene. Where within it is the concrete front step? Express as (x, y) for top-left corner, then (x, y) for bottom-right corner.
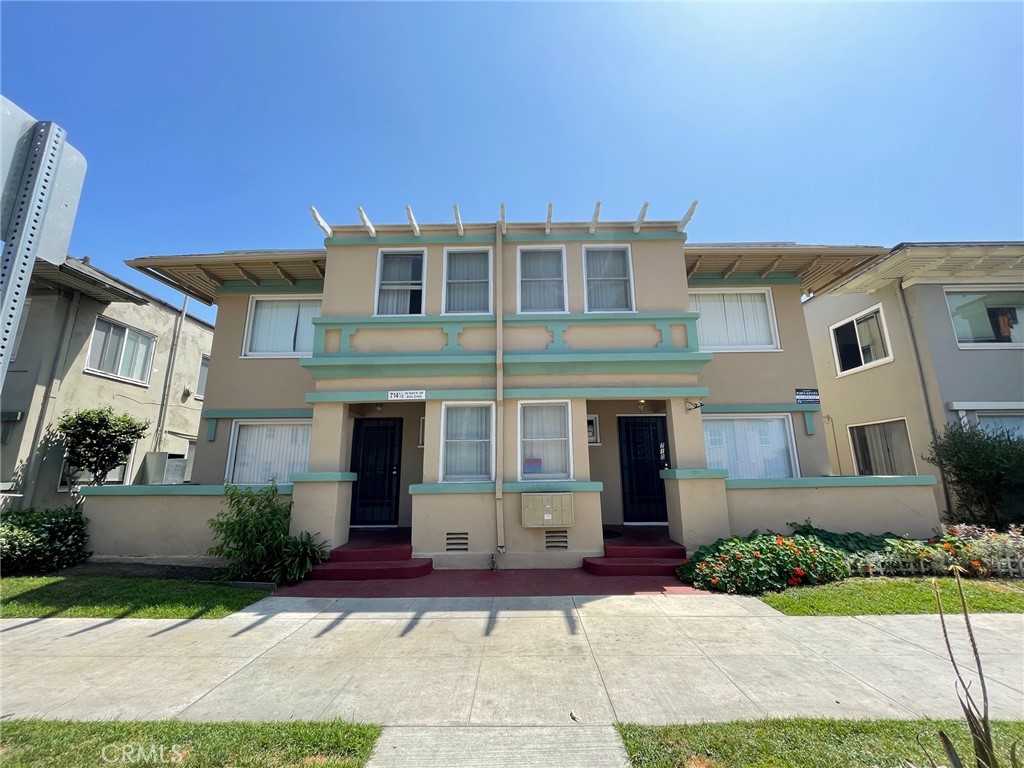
(582, 556), (682, 577)
(310, 558), (434, 581)
(603, 542), (686, 560)
(330, 544), (414, 563)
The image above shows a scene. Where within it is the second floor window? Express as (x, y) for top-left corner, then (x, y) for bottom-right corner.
(691, 289), (780, 351)
(377, 251), (424, 315)
(246, 297), (321, 356)
(946, 289), (1024, 346)
(87, 317), (155, 384)
(519, 248), (566, 312)
(830, 305), (891, 374)
(444, 250), (490, 314)
(196, 355), (209, 399)
(584, 246), (634, 312)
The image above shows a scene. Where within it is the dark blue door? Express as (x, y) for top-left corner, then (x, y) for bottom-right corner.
(350, 418), (403, 525)
(618, 416), (670, 523)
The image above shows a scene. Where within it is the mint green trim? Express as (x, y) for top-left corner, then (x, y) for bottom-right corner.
(311, 316), (496, 356)
(505, 387), (709, 399)
(325, 235), (494, 246)
(688, 273), (802, 286)
(203, 409), (314, 419)
(306, 389), (497, 403)
(301, 354), (496, 379)
(701, 404), (821, 413)
(206, 419), (217, 442)
(409, 482), (497, 495)
(503, 481), (604, 492)
(80, 484), (295, 496)
(803, 412), (816, 435)
(503, 312), (699, 324)
(660, 468), (729, 480)
(504, 351), (712, 376)
(724, 476), (937, 490)
(218, 279), (324, 294)
(504, 231), (686, 243)
(290, 472), (357, 483)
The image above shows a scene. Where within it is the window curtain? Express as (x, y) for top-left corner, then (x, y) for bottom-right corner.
(586, 248), (631, 311)
(521, 403), (569, 478)
(446, 251), (489, 313)
(851, 421), (915, 475)
(119, 331), (153, 381)
(520, 250), (564, 311)
(692, 292), (773, 348)
(378, 254), (423, 315)
(703, 417), (795, 478)
(249, 299), (321, 354)
(443, 405), (492, 480)
(231, 422), (311, 484)
(89, 319), (126, 374)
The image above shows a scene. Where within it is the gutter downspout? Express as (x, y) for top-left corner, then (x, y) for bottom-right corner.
(896, 281), (953, 515)
(23, 292), (81, 509)
(494, 222), (506, 556)
(152, 296), (187, 452)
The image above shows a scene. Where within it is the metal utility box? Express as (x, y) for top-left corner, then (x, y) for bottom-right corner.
(521, 493), (574, 527)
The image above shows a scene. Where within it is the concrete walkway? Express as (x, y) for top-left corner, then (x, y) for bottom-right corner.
(2, 595), (1022, 767)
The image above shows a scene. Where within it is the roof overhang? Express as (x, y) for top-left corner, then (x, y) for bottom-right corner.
(829, 241), (1024, 295)
(32, 257), (149, 304)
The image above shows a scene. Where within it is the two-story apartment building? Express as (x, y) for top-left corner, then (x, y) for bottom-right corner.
(1, 254), (213, 511)
(804, 241), (1024, 514)
(96, 211), (938, 569)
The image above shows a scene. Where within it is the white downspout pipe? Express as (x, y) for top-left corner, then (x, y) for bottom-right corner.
(494, 222), (506, 556)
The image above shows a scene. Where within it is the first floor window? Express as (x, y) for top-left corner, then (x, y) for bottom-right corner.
(246, 297), (321, 355)
(850, 420), (915, 475)
(946, 289), (1024, 345)
(976, 412), (1024, 434)
(58, 448), (133, 491)
(520, 402), (571, 479)
(445, 250), (490, 313)
(229, 421), (311, 484)
(87, 317), (156, 383)
(703, 416), (797, 478)
(519, 248), (566, 312)
(377, 251), (424, 315)
(584, 246), (633, 311)
(442, 404), (493, 481)
(831, 305), (891, 373)
(691, 290), (779, 350)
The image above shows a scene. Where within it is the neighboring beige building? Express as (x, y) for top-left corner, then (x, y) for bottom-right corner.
(1, 255), (213, 511)
(803, 241), (1024, 515)
(83, 211), (939, 567)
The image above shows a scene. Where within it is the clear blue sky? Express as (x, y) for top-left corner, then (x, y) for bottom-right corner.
(3, 2), (1022, 324)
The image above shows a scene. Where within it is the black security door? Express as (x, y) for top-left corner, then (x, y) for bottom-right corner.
(618, 416), (670, 523)
(350, 418), (403, 525)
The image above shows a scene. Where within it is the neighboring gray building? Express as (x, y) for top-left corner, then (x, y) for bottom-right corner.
(1, 255), (213, 511)
(803, 241), (1024, 514)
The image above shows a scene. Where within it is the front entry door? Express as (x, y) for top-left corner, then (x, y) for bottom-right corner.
(350, 418), (403, 526)
(618, 416), (670, 523)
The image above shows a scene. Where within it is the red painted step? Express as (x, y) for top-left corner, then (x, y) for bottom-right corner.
(603, 542), (686, 560)
(582, 556), (682, 577)
(330, 543), (414, 563)
(310, 558), (434, 581)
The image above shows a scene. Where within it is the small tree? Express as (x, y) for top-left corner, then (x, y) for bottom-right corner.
(924, 422), (1024, 530)
(56, 407), (150, 488)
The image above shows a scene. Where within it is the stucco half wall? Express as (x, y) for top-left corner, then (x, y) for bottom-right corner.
(79, 485), (292, 558)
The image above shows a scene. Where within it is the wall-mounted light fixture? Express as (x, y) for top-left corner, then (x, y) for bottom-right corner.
(375, 403), (383, 412)
(638, 399), (646, 413)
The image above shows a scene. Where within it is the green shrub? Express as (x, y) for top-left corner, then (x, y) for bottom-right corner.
(677, 532), (851, 595)
(208, 483), (328, 585)
(924, 422), (1024, 529)
(0, 507), (90, 575)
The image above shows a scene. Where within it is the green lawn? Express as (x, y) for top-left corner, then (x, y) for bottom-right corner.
(760, 577), (1024, 616)
(618, 719), (1024, 768)
(0, 575), (268, 620)
(0, 720), (381, 768)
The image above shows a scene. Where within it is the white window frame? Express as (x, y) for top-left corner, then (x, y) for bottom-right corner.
(689, 287), (782, 352)
(10, 297), (31, 363)
(828, 302), (894, 377)
(847, 417), (918, 476)
(517, 400), (574, 481)
(586, 414), (601, 446)
(701, 413), (800, 479)
(195, 354), (210, 400)
(583, 244), (636, 313)
(441, 247), (493, 316)
(225, 419), (312, 485)
(374, 248), (427, 317)
(516, 246), (569, 314)
(943, 285), (1024, 350)
(438, 402), (495, 482)
(84, 316), (157, 386)
(241, 294), (323, 359)
(58, 443), (137, 492)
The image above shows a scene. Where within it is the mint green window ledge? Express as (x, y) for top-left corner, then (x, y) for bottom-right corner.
(725, 476), (937, 490)
(79, 484), (295, 496)
(290, 472), (357, 483)
(503, 481), (603, 493)
(409, 482), (497, 495)
(660, 468), (730, 480)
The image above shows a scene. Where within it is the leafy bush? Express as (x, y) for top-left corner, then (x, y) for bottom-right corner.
(924, 422), (1024, 529)
(208, 483), (328, 585)
(0, 507), (90, 575)
(56, 407), (150, 487)
(677, 532), (851, 595)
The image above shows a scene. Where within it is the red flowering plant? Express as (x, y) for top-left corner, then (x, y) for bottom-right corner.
(676, 532), (850, 595)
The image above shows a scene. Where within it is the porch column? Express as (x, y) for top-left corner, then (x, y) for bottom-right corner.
(290, 402), (354, 548)
(663, 398), (731, 549)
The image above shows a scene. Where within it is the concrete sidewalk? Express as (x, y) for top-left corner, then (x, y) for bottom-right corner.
(2, 595), (1022, 766)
